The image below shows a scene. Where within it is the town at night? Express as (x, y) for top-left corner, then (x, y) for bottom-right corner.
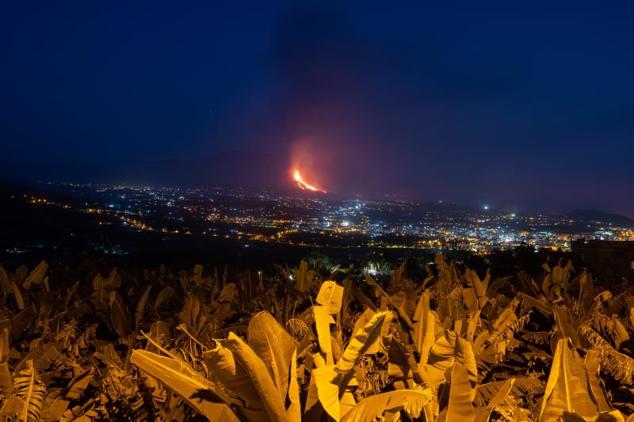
(6, 182), (634, 259)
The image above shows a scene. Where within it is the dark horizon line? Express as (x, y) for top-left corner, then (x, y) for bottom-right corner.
(1, 175), (633, 223)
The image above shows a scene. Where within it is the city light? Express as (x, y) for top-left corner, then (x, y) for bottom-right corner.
(19, 183), (634, 256)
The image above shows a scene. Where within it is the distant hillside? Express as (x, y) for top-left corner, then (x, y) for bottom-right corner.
(0, 150), (289, 191)
(567, 209), (634, 226)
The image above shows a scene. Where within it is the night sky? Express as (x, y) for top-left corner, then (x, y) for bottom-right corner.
(2, 1), (633, 216)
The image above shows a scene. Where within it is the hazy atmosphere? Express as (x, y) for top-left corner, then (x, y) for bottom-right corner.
(2, 1), (633, 215)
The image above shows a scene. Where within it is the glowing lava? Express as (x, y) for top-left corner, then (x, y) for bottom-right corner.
(293, 169), (326, 193)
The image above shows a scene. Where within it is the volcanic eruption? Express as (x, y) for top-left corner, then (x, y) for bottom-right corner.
(292, 168), (326, 193)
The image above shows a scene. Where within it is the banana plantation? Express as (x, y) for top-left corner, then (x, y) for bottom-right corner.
(0, 254), (632, 421)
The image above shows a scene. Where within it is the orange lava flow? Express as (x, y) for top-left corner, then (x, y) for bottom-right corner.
(293, 169), (326, 193)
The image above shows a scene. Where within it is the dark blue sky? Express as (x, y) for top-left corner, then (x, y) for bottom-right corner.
(2, 1), (633, 216)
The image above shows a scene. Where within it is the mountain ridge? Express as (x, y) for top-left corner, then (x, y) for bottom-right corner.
(567, 209), (634, 226)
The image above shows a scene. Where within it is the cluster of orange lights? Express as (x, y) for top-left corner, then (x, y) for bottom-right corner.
(292, 169), (326, 193)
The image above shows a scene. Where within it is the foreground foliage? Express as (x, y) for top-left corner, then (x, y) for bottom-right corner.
(0, 255), (633, 421)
